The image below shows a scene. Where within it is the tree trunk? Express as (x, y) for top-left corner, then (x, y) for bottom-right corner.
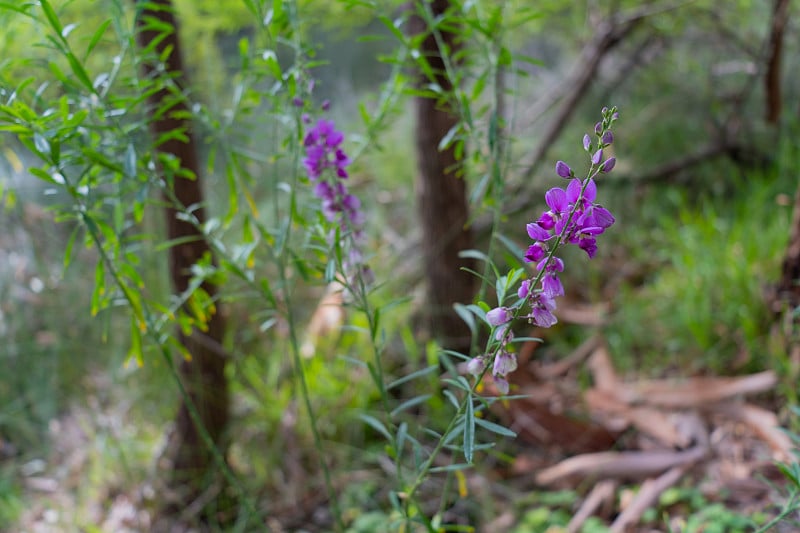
(134, 0), (230, 518)
(411, 0), (475, 352)
(774, 180), (800, 310)
(765, 0), (789, 124)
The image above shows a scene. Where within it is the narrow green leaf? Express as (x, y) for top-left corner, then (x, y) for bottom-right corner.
(386, 365), (439, 390)
(62, 224), (80, 269)
(39, 0), (63, 36)
(453, 303), (476, 336)
(85, 19), (111, 59)
(358, 413), (391, 440)
(126, 315), (143, 367)
(91, 259), (105, 316)
(390, 394), (432, 418)
(395, 422), (408, 461)
(443, 389), (459, 409)
(474, 417), (517, 438)
(429, 463), (472, 473)
(464, 397), (475, 463)
(442, 377), (471, 392)
(33, 133), (50, 156)
(438, 123), (459, 151)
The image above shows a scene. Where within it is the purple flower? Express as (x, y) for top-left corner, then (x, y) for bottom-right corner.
(524, 242), (547, 263)
(493, 376), (510, 395)
(529, 293), (558, 328)
(526, 222), (551, 241)
(555, 160), (572, 178)
(537, 256), (565, 298)
(486, 306), (512, 326)
(493, 351), (518, 377)
(495, 323), (513, 343)
(518, 279), (532, 299)
(467, 357), (485, 377)
(601, 130), (613, 146)
(583, 134), (591, 151)
(591, 149), (603, 166)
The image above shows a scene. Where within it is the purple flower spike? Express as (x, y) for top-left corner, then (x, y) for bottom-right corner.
(555, 160), (572, 178)
(600, 157), (616, 173)
(465, 107), (620, 394)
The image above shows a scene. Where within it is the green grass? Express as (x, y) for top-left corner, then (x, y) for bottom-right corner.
(604, 167), (792, 375)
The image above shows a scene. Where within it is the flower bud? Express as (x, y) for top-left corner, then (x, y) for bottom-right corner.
(486, 306), (512, 326)
(555, 160), (572, 178)
(600, 157), (616, 173)
(594, 122), (602, 134)
(601, 130), (613, 146)
(466, 357), (485, 377)
(583, 134), (591, 152)
(591, 149), (603, 165)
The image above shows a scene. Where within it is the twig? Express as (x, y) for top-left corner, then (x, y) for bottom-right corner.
(610, 465), (688, 532)
(568, 479), (617, 533)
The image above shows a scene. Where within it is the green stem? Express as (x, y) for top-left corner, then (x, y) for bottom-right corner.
(79, 210), (259, 524)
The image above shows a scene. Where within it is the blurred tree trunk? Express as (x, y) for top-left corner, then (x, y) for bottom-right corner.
(765, 0), (789, 124)
(410, 0), (475, 353)
(134, 0), (230, 518)
(775, 182), (800, 310)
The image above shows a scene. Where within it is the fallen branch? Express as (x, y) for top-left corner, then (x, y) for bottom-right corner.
(535, 444), (707, 485)
(710, 403), (793, 462)
(620, 371), (777, 408)
(536, 413), (708, 485)
(568, 479), (617, 533)
(610, 465), (688, 532)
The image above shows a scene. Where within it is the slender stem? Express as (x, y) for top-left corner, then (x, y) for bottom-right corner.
(754, 490), (800, 532)
(79, 210), (259, 523)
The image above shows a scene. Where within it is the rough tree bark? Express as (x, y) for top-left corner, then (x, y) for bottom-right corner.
(764, 0), (789, 124)
(134, 0), (230, 518)
(410, 0), (475, 352)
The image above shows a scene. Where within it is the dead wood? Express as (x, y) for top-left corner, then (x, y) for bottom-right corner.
(532, 334), (601, 379)
(619, 371), (776, 408)
(610, 465), (688, 533)
(534, 445), (707, 486)
(710, 403), (793, 462)
(567, 479), (617, 533)
(535, 412), (708, 485)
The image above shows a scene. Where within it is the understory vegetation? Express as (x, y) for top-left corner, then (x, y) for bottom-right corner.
(1, 0), (799, 531)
